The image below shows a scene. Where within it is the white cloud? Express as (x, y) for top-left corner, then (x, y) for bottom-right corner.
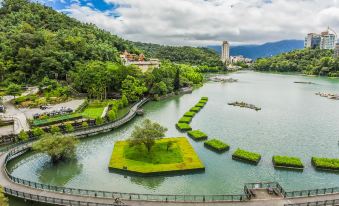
(63, 0), (339, 46)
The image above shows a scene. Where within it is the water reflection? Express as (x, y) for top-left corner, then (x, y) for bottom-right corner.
(130, 176), (165, 190)
(37, 160), (82, 186)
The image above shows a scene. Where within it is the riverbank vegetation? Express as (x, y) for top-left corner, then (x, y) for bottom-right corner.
(109, 137), (204, 174)
(32, 134), (79, 163)
(272, 156), (304, 170)
(253, 49), (339, 77)
(0, 187), (8, 206)
(312, 157), (339, 171)
(232, 149), (261, 165)
(204, 139), (230, 153)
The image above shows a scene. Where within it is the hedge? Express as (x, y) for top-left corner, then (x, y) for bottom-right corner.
(184, 111), (196, 117)
(188, 130), (208, 141)
(272, 156), (304, 170)
(178, 116), (192, 124)
(190, 107), (201, 112)
(176, 123), (192, 131)
(312, 157), (339, 171)
(232, 149), (261, 165)
(32, 113), (82, 127)
(204, 139), (229, 153)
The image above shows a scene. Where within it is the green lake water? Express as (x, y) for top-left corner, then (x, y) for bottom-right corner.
(7, 71), (339, 205)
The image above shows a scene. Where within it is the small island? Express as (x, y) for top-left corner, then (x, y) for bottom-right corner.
(232, 149), (261, 165)
(312, 157), (339, 172)
(209, 76), (238, 83)
(272, 156), (304, 171)
(315, 92), (339, 100)
(228, 101), (261, 111)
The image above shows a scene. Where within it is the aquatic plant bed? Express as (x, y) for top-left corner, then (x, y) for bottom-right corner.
(195, 103), (205, 108)
(32, 113), (82, 127)
(232, 149), (261, 165)
(190, 107), (201, 112)
(272, 156), (304, 170)
(176, 123), (192, 131)
(184, 111), (196, 117)
(178, 116), (192, 124)
(188, 130), (208, 141)
(204, 139), (230, 153)
(109, 137), (205, 175)
(228, 101), (261, 111)
(312, 157), (339, 171)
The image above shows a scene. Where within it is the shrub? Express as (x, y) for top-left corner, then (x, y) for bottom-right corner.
(82, 121), (89, 128)
(32, 113), (82, 127)
(50, 125), (61, 134)
(204, 139), (230, 152)
(65, 123), (74, 133)
(178, 116), (192, 124)
(272, 156), (304, 169)
(190, 107), (201, 112)
(18, 131), (29, 141)
(183, 111), (196, 117)
(176, 123), (192, 131)
(232, 149), (261, 165)
(312, 157), (339, 171)
(195, 103), (205, 108)
(121, 95), (129, 107)
(95, 117), (104, 125)
(108, 109), (117, 121)
(188, 130), (208, 141)
(32, 127), (45, 137)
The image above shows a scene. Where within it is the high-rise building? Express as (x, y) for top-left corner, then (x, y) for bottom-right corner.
(334, 43), (339, 58)
(320, 31), (336, 50)
(304, 33), (321, 49)
(221, 41), (230, 64)
(305, 28), (337, 50)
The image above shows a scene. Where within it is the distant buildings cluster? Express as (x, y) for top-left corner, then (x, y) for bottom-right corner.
(221, 41), (252, 66)
(120, 51), (160, 72)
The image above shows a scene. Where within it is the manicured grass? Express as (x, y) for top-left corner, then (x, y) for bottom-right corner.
(195, 103), (205, 108)
(272, 156), (304, 170)
(184, 111), (196, 117)
(109, 137), (205, 174)
(312, 157), (339, 171)
(176, 123), (192, 131)
(232, 149), (261, 165)
(81, 107), (105, 119)
(178, 116), (192, 124)
(190, 107), (201, 112)
(204, 139), (230, 153)
(32, 113), (82, 127)
(188, 130), (208, 141)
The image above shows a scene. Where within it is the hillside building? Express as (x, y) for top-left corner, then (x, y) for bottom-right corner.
(221, 41), (230, 64)
(305, 28), (337, 50)
(120, 51), (160, 73)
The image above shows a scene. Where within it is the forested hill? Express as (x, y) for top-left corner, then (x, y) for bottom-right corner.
(133, 42), (223, 67)
(253, 49), (339, 77)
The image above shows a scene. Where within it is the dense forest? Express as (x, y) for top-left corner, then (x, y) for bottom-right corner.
(133, 42), (223, 68)
(253, 49), (339, 77)
(0, 0), (221, 101)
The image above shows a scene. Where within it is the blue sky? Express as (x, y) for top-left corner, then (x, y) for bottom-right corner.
(33, 0), (339, 46)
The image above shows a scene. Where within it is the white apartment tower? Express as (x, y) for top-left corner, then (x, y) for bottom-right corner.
(334, 43), (339, 58)
(221, 41), (230, 64)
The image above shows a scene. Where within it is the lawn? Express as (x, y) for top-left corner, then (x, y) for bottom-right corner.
(81, 107), (105, 119)
(109, 137), (205, 174)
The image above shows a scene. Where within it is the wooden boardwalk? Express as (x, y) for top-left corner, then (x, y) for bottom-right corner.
(0, 98), (339, 206)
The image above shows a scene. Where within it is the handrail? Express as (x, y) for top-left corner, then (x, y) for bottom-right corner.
(284, 199), (339, 206)
(284, 187), (339, 198)
(4, 187), (126, 206)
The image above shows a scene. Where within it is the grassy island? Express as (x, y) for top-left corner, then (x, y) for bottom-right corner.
(232, 149), (261, 165)
(272, 156), (304, 170)
(178, 116), (192, 124)
(188, 130), (208, 141)
(312, 157), (339, 172)
(176, 123), (192, 131)
(184, 111), (196, 117)
(109, 137), (205, 175)
(195, 103), (205, 108)
(204, 139), (230, 153)
(190, 107), (201, 112)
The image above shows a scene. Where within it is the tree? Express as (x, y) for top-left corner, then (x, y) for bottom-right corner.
(174, 67), (180, 91)
(64, 123), (74, 132)
(121, 95), (129, 107)
(18, 130), (29, 141)
(6, 83), (21, 98)
(108, 110), (116, 121)
(121, 75), (147, 102)
(32, 127), (45, 137)
(32, 134), (79, 163)
(128, 119), (168, 153)
(82, 121), (89, 128)
(50, 125), (61, 134)
(95, 117), (104, 125)
(0, 186), (8, 206)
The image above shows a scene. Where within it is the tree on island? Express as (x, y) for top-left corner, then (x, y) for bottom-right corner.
(32, 134), (79, 163)
(174, 67), (180, 91)
(129, 119), (168, 153)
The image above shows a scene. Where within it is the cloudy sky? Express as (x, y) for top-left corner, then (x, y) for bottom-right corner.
(34, 0), (339, 46)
